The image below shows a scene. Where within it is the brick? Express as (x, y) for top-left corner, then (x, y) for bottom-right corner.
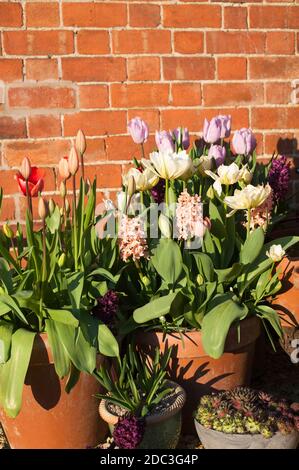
(203, 83), (264, 107)
(170, 83), (202, 107)
(163, 5), (221, 28)
(112, 30), (171, 54)
(111, 84), (169, 108)
(26, 59), (58, 81)
(0, 60), (23, 82)
(0, 198), (15, 221)
(79, 85), (109, 109)
(265, 83), (292, 104)
(249, 6), (299, 29)
(4, 31), (74, 56)
(127, 57), (160, 81)
(250, 57), (299, 79)
(174, 32), (204, 54)
(77, 31), (110, 55)
(207, 32), (265, 54)
(28, 115), (61, 138)
(0, 3), (23, 27)
(252, 108), (299, 130)
(163, 57), (215, 81)
(224, 7), (247, 29)
(62, 58), (126, 82)
(105, 135), (157, 162)
(85, 164), (122, 189)
(63, 2), (126, 27)
(127, 110), (160, 131)
(0, 117), (27, 139)
(129, 4), (160, 27)
(3, 140), (71, 166)
(265, 134), (298, 157)
(84, 139), (106, 163)
(63, 111), (126, 137)
(266, 32), (295, 55)
(8, 87), (76, 110)
(0, 170), (24, 195)
(218, 57), (247, 80)
(26, 2), (60, 27)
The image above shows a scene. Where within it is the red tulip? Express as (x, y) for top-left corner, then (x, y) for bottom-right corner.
(16, 167), (44, 197)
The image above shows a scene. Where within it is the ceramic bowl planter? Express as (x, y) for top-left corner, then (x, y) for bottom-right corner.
(99, 380), (186, 449)
(0, 334), (107, 449)
(194, 420), (299, 449)
(135, 316), (261, 428)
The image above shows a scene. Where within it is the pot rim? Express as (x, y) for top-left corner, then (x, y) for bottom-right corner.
(99, 380), (186, 427)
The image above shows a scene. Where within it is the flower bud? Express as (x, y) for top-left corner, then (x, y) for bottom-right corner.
(58, 253), (66, 267)
(3, 223), (14, 239)
(58, 157), (70, 180)
(141, 275), (151, 287)
(127, 175), (136, 197)
(60, 180), (66, 198)
(206, 185), (215, 200)
(197, 274), (204, 285)
(159, 213), (172, 238)
(38, 197), (48, 220)
(85, 178), (91, 196)
(75, 129), (86, 156)
(48, 198), (55, 215)
(20, 157), (31, 180)
(16, 224), (23, 238)
(68, 147), (79, 176)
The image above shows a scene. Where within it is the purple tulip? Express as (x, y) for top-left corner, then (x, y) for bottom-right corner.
(232, 128), (257, 156)
(128, 117), (149, 144)
(217, 115), (231, 139)
(203, 117), (222, 144)
(172, 127), (190, 150)
(208, 145), (226, 167)
(155, 130), (175, 152)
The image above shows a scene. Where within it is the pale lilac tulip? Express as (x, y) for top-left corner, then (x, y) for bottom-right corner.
(155, 130), (175, 152)
(217, 115), (231, 139)
(203, 117), (222, 144)
(232, 128), (257, 156)
(128, 117), (149, 144)
(172, 127), (190, 150)
(208, 145), (226, 167)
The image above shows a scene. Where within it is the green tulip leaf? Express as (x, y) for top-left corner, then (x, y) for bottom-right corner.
(133, 291), (178, 324)
(98, 322), (119, 357)
(151, 239), (183, 286)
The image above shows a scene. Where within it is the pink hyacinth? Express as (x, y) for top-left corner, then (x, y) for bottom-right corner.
(246, 190), (274, 231)
(176, 189), (210, 240)
(118, 215), (149, 262)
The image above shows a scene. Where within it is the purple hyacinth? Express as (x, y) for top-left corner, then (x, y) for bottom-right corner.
(92, 290), (119, 325)
(268, 155), (290, 204)
(113, 415), (145, 449)
(151, 179), (165, 204)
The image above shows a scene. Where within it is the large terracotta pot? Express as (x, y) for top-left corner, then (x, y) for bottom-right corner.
(0, 333), (107, 449)
(135, 316), (261, 430)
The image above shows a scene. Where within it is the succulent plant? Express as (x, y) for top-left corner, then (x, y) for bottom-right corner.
(195, 387), (299, 439)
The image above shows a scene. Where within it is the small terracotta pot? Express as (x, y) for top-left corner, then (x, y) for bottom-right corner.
(99, 380), (186, 449)
(0, 333), (107, 449)
(135, 316), (261, 430)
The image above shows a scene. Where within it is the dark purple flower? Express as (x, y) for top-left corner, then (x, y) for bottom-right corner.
(151, 179), (165, 204)
(268, 155), (290, 204)
(113, 415), (145, 449)
(92, 290), (119, 325)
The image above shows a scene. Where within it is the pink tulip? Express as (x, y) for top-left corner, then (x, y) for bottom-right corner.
(203, 117), (222, 144)
(155, 130), (175, 152)
(232, 128), (257, 156)
(128, 117), (149, 144)
(208, 145), (226, 167)
(217, 115), (231, 139)
(172, 127), (190, 150)
(58, 157), (70, 180)
(68, 147), (79, 176)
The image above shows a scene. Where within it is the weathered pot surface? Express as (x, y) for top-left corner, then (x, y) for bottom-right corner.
(194, 420), (299, 449)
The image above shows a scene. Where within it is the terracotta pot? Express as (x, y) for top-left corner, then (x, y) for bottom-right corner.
(135, 316), (261, 430)
(99, 380), (186, 449)
(0, 333), (107, 449)
(273, 257), (299, 329)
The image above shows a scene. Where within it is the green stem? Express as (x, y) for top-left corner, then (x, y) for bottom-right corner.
(247, 208), (251, 238)
(140, 191), (144, 209)
(25, 180), (32, 218)
(72, 175), (78, 270)
(39, 221), (46, 326)
(165, 179), (169, 206)
(141, 143), (145, 160)
(80, 153), (85, 180)
(10, 238), (19, 266)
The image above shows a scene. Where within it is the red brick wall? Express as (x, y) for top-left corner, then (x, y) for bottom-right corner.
(0, 0), (299, 223)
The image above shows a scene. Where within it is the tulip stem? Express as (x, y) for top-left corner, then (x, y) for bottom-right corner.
(140, 191), (144, 210)
(165, 179), (169, 206)
(141, 143), (145, 160)
(72, 175), (78, 270)
(247, 208), (251, 238)
(39, 220), (46, 323)
(80, 153), (85, 180)
(25, 179), (32, 218)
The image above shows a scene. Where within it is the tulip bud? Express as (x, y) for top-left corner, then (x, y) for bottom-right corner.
(20, 157), (31, 180)
(206, 185), (215, 200)
(58, 253), (66, 267)
(75, 129), (86, 156)
(48, 198), (55, 215)
(68, 147), (79, 176)
(127, 175), (136, 197)
(38, 197), (48, 220)
(16, 223), (23, 238)
(58, 157), (70, 180)
(85, 178), (91, 196)
(197, 274), (204, 285)
(159, 213), (172, 238)
(60, 180), (66, 198)
(3, 223), (14, 239)
(159, 316), (166, 324)
(141, 275), (151, 287)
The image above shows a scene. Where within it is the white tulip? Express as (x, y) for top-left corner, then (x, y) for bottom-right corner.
(205, 163), (241, 196)
(266, 244), (286, 263)
(239, 165), (253, 184)
(198, 155), (213, 176)
(123, 167), (159, 192)
(142, 150), (192, 180)
(117, 191), (141, 215)
(224, 184), (272, 210)
(158, 213), (172, 238)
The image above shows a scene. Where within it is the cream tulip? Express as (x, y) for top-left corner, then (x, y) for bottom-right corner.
(123, 167), (159, 192)
(205, 163), (241, 196)
(142, 150), (192, 181)
(239, 165), (253, 184)
(224, 184), (272, 210)
(266, 244), (285, 263)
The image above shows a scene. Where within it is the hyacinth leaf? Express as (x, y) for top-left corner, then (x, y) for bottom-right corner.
(98, 322), (119, 357)
(202, 296), (248, 359)
(133, 291), (178, 324)
(0, 328), (36, 418)
(0, 321), (13, 364)
(45, 319), (70, 378)
(151, 238), (183, 287)
(255, 305), (283, 338)
(240, 227), (265, 265)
